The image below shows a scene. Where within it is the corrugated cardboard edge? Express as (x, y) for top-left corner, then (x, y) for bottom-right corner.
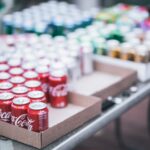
(93, 61), (137, 101)
(93, 54), (150, 82)
(93, 60), (137, 78)
(41, 92), (101, 148)
(0, 121), (42, 148)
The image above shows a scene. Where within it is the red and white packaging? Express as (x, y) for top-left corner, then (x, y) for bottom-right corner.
(38, 58), (50, 67)
(22, 62), (36, 71)
(25, 80), (42, 91)
(12, 86), (29, 98)
(5, 35), (15, 46)
(49, 62), (68, 108)
(9, 67), (24, 76)
(27, 102), (48, 132)
(0, 82), (13, 93)
(35, 66), (49, 101)
(0, 92), (14, 123)
(9, 76), (26, 87)
(0, 64), (9, 72)
(27, 91), (47, 103)
(8, 59), (21, 68)
(11, 97), (30, 128)
(0, 72), (11, 82)
(23, 71), (39, 81)
(0, 56), (7, 64)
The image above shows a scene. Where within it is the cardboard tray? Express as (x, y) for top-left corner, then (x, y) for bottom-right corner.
(93, 55), (149, 82)
(0, 92), (101, 149)
(73, 60), (137, 101)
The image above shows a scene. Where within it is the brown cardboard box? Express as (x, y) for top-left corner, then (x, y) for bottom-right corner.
(0, 92), (101, 149)
(94, 54), (150, 82)
(73, 61), (137, 101)
(0, 61), (137, 148)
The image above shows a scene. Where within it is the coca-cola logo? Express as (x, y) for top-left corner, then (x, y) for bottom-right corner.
(11, 114), (28, 127)
(49, 84), (68, 97)
(0, 109), (11, 122)
(27, 117), (35, 131)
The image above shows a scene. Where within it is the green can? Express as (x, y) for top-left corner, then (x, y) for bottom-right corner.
(52, 17), (65, 37)
(92, 38), (107, 55)
(2, 15), (13, 34)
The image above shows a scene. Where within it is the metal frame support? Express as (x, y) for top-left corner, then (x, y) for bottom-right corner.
(50, 83), (150, 150)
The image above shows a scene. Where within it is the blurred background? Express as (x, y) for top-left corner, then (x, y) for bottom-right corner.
(0, 0), (150, 150)
(1, 0), (150, 12)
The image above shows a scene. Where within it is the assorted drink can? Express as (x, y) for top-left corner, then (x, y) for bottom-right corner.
(68, 21), (150, 63)
(0, 92), (14, 123)
(27, 102), (48, 132)
(49, 62), (68, 108)
(9, 76), (26, 86)
(27, 91), (47, 103)
(0, 72), (11, 82)
(2, 1), (95, 36)
(11, 97), (30, 128)
(23, 71), (39, 81)
(12, 86), (29, 98)
(25, 80), (43, 91)
(35, 66), (49, 101)
(1, 3), (150, 133)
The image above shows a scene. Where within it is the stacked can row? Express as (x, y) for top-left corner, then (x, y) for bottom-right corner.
(66, 20), (150, 63)
(0, 93), (48, 132)
(0, 33), (95, 132)
(2, 1), (97, 36)
(0, 34), (94, 80)
(96, 3), (148, 27)
(0, 54), (70, 132)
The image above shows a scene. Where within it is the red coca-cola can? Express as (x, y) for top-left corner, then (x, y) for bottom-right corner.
(22, 62), (36, 71)
(27, 102), (48, 132)
(38, 58), (50, 67)
(12, 86), (29, 98)
(25, 80), (42, 91)
(0, 72), (11, 82)
(9, 76), (26, 87)
(0, 92), (14, 123)
(0, 56), (7, 64)
(9, 67), (24, 76)
(0, 82), (13, 93)
(8, 59), (21, 68)
(36, 66), (49, 101)
(0, 64), (9, 72)
(27, 90), (47, 103)
(49, 62), (68, 108)
(11, 97), (30, 128)
(23, 71), (39, 81)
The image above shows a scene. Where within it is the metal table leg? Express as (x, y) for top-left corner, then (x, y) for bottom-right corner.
(115, 118), (141, 150)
